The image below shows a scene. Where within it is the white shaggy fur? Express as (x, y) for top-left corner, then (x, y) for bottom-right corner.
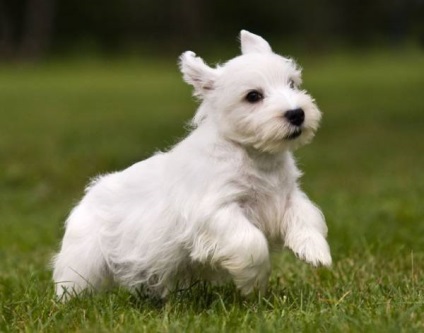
(52, 30), (332, 300)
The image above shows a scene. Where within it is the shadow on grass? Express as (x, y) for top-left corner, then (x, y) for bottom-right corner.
(126, 278), (326, 314)
(128, 282), (244, 312)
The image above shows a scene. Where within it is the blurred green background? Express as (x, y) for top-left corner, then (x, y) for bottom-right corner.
(1, 0), (424, 60)
(1, 1), (424, 331)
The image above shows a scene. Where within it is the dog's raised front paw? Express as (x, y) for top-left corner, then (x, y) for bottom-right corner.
(288, 233), (332, 267)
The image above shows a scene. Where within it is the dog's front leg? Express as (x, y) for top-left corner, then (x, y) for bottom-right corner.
(281, 188), (332, 266)
(191, 203), (271, 294)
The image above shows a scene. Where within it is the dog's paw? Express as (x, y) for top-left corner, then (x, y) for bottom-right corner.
(235, 261), (271, 296)
(289, 233), (332, 267)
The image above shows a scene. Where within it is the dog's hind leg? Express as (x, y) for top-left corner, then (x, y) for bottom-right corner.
(52, 206), (108, 301)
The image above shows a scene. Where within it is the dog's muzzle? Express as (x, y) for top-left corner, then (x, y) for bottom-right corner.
(285, 128), (302, 140)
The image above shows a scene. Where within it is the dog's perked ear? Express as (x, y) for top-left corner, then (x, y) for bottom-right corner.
(240, 30), (272, 55)
(179, 51), (218, 98)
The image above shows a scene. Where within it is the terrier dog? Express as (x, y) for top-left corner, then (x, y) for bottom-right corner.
(53, 30), (331, 300)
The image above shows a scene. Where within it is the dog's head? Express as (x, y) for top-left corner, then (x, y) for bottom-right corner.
(179, 30), (321, 153)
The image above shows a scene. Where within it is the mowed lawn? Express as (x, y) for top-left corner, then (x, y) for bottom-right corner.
(0, 50), (423, 332)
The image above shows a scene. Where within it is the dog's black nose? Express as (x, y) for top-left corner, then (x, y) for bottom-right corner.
(284, 108), (305, 126)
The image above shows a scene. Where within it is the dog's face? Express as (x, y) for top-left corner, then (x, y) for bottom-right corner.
(179, 30), (321, 153)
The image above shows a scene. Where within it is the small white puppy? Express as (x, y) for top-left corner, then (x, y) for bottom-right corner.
(53, 30), (331, 300)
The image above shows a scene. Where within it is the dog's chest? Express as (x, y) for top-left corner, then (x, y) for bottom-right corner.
(237, 169), (292, 241)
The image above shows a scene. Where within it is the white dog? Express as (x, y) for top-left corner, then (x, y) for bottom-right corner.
(53, 30), (331, 300)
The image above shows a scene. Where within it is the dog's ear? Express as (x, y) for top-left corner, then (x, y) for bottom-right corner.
(179, 51), (218, 98)
(240, 30), (272, 55)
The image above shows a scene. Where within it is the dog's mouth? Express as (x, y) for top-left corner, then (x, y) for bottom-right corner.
(285, 128), (302, 140)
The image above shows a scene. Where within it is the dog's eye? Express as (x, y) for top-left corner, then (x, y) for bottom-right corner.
(245, 90), (263, 103)
(289, 79), (296, 89)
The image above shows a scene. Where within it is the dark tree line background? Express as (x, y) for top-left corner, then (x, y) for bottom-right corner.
(0, 0), (423, 61)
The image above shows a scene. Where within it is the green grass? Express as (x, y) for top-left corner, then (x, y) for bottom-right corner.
(1, 49), (424, 332)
